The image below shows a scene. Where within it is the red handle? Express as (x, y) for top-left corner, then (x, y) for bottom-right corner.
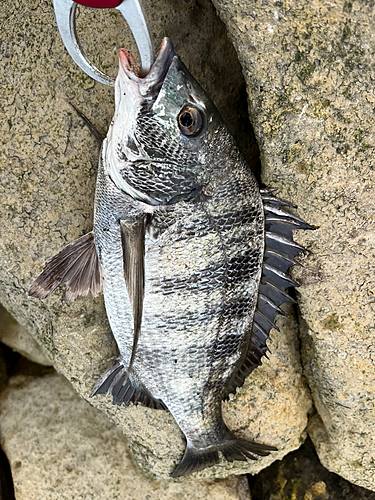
(73, 0), (123, 7)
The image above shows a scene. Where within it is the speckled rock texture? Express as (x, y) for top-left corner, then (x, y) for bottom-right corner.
(212, 0), (375, 490)
(1, 0), (310, 480)
(0, 306), (52, 366)
(0, 369), (250, 500)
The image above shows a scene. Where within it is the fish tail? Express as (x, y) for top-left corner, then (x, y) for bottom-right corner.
(171, 428), (277, 478)
(170, 444), (219, 478)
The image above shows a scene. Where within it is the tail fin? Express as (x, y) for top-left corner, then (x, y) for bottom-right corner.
(171, 429), (276, 478)
(171, 446), (219, 478)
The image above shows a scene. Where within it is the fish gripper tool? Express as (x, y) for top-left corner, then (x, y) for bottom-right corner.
(53, 0), (155, 85)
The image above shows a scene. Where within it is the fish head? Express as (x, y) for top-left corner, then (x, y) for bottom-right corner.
(105, 38), (238, 205)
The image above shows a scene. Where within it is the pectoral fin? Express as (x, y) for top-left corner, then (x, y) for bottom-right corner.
(28, 232), (102, 303)
(120, 216), (147, 379)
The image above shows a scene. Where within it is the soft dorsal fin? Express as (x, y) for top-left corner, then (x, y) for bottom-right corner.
(28, 232), (102, 303)
(120, 216), (147, 381)
(223, 191), (312, 399)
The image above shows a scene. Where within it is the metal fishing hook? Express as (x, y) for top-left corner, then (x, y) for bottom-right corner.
(53, 0), (155, 86)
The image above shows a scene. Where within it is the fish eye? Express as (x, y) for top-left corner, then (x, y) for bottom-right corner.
(177, 105), (205, 137)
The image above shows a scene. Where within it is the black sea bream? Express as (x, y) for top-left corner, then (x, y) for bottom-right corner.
(29, 38), (311, 477)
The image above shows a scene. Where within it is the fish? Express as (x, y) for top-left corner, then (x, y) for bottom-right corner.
(29, 37), (311, 477)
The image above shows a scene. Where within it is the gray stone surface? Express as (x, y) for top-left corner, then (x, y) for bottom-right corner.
(1, 0), (310, 479)
(0, 370), (250, 500)
(212, 0), (375, 490)
(0, 305), (52, 366)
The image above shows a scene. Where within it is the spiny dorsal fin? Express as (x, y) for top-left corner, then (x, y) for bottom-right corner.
(69, 102), (104, 145)
(223, 191), (312, 399)
(90, 357), (166, 410)
(120, 216), (147, 382)
(28, 232), (102, 303)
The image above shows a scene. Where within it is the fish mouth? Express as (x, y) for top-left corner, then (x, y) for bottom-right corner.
(118, 37), (175, 98)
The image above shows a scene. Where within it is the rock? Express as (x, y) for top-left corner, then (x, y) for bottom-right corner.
(249, 436), (375, 500)
(0, 346), (7, 394)
(0, 306), (52, 366)
(212, 0), (375, 491)
(0, 369), (250, 500)
(0, 0), (310, 478)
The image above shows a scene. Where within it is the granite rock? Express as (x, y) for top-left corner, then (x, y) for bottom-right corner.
(0, 369), (250, 500)
(0, 0), (310, 478)
(212, 0), (375, 490)
(0, 305), (52, 366)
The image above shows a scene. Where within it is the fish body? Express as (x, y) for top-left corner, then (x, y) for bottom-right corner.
(29, 38), (310, 477)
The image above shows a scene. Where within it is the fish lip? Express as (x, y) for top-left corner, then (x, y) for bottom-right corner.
(118, 48), (141, 81)
(118, 38), (176, 98)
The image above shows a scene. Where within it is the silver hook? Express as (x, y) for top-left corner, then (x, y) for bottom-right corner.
(53, 0), (155, 86)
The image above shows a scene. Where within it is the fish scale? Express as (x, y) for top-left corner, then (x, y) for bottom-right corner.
(133, 162), (264, 457)
(29, 37), (312, 477)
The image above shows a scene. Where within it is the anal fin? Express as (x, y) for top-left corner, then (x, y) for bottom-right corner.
(28, 232), (102, 303)
(90, 357), (166, 410)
